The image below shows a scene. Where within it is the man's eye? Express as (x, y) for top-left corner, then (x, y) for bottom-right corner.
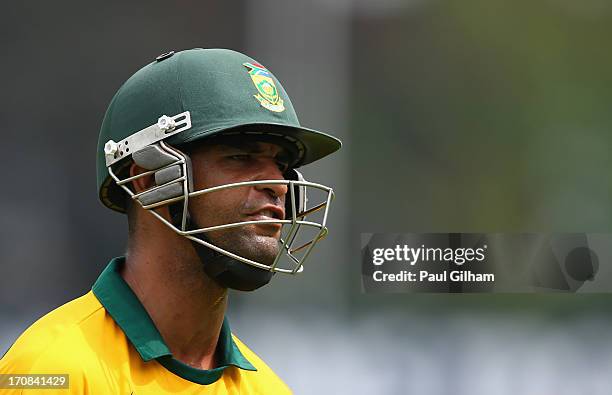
(276, 160), (289, 172)
(230, 154), (251, 161)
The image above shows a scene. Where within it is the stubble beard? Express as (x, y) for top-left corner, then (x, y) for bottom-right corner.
(204, 225), (280, 265)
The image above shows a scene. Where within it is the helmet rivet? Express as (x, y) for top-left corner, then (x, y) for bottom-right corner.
(157, 115), (176, 132)
(104, 140), (118, 155)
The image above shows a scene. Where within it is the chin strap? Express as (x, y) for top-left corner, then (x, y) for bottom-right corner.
(191, 238), (274, 291)
(168, 203), (274, 291)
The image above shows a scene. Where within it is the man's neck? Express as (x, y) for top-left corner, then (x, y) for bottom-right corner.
(121, 246), (228, 370)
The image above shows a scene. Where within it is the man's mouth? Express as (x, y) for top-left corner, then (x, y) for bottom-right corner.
(245, 205), (285, 221)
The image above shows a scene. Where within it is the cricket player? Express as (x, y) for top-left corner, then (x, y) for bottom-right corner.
(0, 48), (341, 394)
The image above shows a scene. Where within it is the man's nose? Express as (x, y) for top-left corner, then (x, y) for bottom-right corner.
(253, 160), (288, 199)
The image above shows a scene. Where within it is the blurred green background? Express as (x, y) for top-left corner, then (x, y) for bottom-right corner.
(353, 0), (612, 232)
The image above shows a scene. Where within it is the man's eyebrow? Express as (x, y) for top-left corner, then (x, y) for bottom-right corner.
(220, 141), (287, 156)
(222, 141), (263, 152)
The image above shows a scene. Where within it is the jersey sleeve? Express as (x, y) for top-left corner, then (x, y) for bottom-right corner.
(0, 332), (90, 394)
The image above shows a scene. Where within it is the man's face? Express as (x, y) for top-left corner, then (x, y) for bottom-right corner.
(187, 138), (291, 265)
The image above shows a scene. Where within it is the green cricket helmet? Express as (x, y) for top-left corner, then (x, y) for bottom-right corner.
(97, 48), (340, 213)
(96, 48), (341, 290)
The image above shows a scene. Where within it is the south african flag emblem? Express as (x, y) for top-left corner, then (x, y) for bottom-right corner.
(243, 62), (285, 113)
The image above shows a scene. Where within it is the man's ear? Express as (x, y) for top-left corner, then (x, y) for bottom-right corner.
(129, 162), (155, 194)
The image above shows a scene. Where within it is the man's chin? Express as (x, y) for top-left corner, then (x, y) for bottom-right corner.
(206, 231), (280, 266)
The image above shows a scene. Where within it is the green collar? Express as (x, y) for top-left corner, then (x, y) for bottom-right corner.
(92, 256), (256, 385)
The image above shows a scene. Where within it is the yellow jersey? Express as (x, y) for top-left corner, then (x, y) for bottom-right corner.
(0, 257), (291, 394)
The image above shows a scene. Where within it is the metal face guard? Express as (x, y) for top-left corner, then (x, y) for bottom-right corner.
(106, 112), (335, 274)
